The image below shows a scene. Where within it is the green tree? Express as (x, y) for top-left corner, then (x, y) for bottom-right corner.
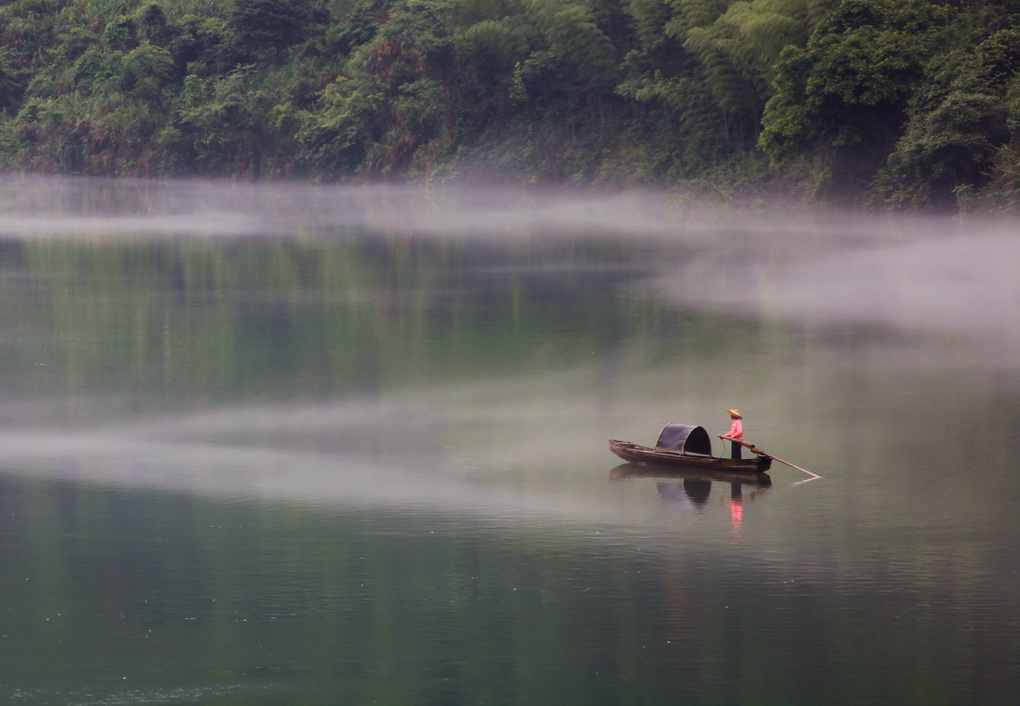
(758, 0), (948, 194)
(162, 68), (300, 177)
(120, 42), (175, 103)
(522, 0), (617, 90)
(135, 1), (172, 45)
(166, 15), (235, 76)
(875, 27), (1020, 208)
(296, 75), (382, 178)
(229, 0), (314, 56)
(0, 48), (23, 111)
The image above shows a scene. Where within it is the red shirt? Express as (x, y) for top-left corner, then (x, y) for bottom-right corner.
(724, 418), (743, 440)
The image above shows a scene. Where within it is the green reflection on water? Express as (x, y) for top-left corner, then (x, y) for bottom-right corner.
(0, 479), (698, 705)
(0, 210), (1018, 705)
(4, 235), (654, 417)
(3, 473), (1014, 706)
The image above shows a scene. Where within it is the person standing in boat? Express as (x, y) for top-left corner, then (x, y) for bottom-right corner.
(720, 409), (744, 460)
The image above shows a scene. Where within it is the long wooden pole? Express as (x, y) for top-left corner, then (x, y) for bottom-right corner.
(755, 450), (821, 480)
(721, 437), (822, 481)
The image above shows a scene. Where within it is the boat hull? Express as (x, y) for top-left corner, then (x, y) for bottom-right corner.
(609, 463), (773, 487)
(609, 439), (772, 473)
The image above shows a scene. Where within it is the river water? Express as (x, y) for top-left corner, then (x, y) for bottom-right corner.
(0, 177), (1017, 705)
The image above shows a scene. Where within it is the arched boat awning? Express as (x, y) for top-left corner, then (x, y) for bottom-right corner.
(655, 423), (713, 455)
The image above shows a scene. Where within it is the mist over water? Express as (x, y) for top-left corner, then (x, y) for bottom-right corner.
(0, 177), (1016, 513)
(3, 176), (1013, 342)
(1, 177), (1018, 705)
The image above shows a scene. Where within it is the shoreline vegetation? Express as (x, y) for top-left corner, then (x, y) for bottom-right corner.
(2, 0), (1019, 213)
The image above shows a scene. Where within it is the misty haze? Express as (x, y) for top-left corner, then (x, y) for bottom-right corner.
(0, 177), (1017, 705)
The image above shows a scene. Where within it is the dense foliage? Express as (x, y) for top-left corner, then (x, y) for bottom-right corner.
(2, 0), (1020, 210)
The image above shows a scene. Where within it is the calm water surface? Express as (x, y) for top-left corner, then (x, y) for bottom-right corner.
(0, 178), (1018, 705)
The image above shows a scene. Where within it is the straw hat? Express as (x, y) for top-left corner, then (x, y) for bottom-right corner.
(726, 409), (742, 419)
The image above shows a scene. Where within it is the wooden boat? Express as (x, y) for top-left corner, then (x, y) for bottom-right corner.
(609, 423), (772, 474)
(609, 439), (772, 473)
(609, 463), (773, 487)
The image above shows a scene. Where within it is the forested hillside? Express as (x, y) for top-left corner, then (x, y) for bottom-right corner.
(2, 0), (1019, 210)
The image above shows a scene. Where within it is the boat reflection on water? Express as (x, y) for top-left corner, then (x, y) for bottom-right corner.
(609, 463), (771, 536)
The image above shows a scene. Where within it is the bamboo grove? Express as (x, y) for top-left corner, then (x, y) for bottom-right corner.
(2, 0), (1020, 210)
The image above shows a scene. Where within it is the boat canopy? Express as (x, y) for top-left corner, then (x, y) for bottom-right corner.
(655, 423), (713, 455)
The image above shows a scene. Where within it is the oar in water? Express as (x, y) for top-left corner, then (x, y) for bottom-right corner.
(720, 437), (822, 481)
